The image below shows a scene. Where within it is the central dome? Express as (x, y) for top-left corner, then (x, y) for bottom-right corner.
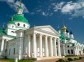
(12, 14), (29, 23)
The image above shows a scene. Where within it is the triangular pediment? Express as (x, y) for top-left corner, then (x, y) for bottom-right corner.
(34, 25), (59, 36)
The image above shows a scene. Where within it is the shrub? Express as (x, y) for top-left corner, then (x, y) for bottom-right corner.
(67, 58), (73, 61)
(65, 55), (77, 57)
(28, 58), (37, 61)
(74, 58), (79, 60)
(79, 57), (83, 59)
(56, 59), (65, 62)
(19, 59), (33, 62)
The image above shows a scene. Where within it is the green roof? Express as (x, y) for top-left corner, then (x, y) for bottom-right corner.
(60, 32), (70, 42)
(8, 20), (15, 24)
(0, 28), (6, 36)
(13, 14), (28, 23)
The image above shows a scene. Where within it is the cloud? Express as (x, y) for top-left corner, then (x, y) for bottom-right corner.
(0, 0), (28, 13)
(52, 0), (84, 18)
(14, 1), (29, 13)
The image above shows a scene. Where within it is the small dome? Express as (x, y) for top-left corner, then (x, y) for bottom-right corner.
(61, 25), (67, 32)
(12, 14), (29, 23)
(62, 25), (67, 29)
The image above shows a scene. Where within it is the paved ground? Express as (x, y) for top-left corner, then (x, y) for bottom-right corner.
(37, 59), (58, 62)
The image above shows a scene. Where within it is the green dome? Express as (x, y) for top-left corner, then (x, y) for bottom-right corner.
(60, 32), (70, 41)
(12, 14), (28, 23)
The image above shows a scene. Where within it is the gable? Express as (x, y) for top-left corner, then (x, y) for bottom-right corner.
(34, 25), (59, 36)
(40, 27), (55, 34)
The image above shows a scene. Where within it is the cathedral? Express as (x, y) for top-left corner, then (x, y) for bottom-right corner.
(0, 1), (84, 60)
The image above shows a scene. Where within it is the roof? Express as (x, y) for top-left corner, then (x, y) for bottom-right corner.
(8, 14), (29, 25)
(13, 14), (29, 23)
(60, 32), (70, 41)
(8, 18), (15, 24)
(0, 28), (6, 36)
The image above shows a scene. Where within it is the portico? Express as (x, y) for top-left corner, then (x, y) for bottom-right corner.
(25, 26), (61, 58)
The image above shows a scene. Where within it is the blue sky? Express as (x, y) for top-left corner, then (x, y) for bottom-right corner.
(0, 0), (84, 43)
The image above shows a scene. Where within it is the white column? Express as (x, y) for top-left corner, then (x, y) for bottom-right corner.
(45, 35), (48, 57)
(50, 37), (53, 56)
(57, 38), (61, 56)
(28, 35), (31, 57)
(19, 37), (23, 60)
(39, 34), (43, 57)
(63, 44), (66, 56)
(1, 39), (5, 52)
(54, 38), (57, 56)
(33, 33), (37, 58)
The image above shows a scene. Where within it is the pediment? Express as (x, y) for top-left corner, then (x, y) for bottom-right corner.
(34, 25), (59, 36)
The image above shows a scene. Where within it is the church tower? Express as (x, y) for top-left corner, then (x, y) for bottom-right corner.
(7, 0), (30, 36)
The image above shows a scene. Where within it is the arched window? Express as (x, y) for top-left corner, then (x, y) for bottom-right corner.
(11, 31), (14, 33)
(17, 23), (20, 26)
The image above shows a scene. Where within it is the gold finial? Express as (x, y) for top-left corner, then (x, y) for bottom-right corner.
(62, 25), (67, 32)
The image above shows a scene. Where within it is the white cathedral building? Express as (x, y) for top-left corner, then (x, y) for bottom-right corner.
(0, 1), (84, 60)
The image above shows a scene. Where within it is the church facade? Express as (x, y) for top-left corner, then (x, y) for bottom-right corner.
(0, 1), (84, 60)
(59, 26), (84, 56)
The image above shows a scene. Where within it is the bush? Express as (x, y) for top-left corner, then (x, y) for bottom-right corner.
(67, 58), (73, 61)
(19, 59), (33, 62)
(79, 57), (83, 59)
(65, 55), (77, 57)
(28, 58), (37, 61)
(56, 59), (65, 62)
(74, 58), (79, 60)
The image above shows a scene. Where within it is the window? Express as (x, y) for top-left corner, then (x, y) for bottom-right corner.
(56, 42), (58, 45)
(72, 44), (74, 46)
(67, 45), (69, 47)
(9, 49), (10, 55)
(68, 50), (70, 54)
(11, 31), (15, 33)
(17, 23), (20, 26)
(13, 48), (15, 55)
(71, 49), (73, 54)
(23, 24), (25, 27)
(12, 26), (14, 28)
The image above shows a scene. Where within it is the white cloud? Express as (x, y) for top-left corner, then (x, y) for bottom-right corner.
(14, 1), (29, 13)
(52, 2), (65, 12)
(52, 0), (84, 18)
(61, 3), (75, 13)
(7, 0), (15, 3)
(0, 0), (28, 13)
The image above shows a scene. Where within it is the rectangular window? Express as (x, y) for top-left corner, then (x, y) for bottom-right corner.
(71, 49), (73, 54)
(9, 49), (10, 55)
(13, 48), (15, 55)
(68, 50), (70, 54)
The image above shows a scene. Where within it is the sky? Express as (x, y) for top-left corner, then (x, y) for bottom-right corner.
(0, 0), (84, 43)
